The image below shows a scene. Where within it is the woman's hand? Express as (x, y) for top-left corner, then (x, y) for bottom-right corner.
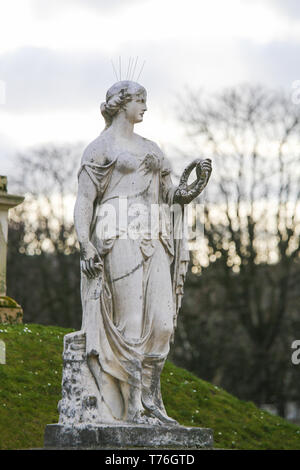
(80, 241), (103, 279)
(174, 158), (212, 205)
(196, 158), (212, 184)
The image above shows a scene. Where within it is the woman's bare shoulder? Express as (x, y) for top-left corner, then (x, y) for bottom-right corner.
(135, 134), (164, 158)
(81, 135), (111, 166)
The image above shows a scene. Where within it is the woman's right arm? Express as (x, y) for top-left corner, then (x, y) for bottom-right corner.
(74, 169), (102, 279)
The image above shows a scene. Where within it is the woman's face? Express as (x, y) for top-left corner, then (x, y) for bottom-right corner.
(124, 92), (147, 124)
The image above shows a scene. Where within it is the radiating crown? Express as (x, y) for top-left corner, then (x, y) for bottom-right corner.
(111, 56), (146, 82)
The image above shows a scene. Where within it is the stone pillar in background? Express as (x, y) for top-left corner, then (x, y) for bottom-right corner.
(0, 175), (24, 324)
(0, 340), (5, 364)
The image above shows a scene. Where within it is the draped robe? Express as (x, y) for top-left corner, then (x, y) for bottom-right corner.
(78, 142), (190, 420)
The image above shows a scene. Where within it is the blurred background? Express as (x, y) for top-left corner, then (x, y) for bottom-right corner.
(1, 0), (300, 422)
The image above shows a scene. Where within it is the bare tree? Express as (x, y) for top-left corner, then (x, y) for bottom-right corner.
(7, 144), (83, 327)
(172, 84), (300, 413)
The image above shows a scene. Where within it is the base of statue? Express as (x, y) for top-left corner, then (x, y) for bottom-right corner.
(0, 296), (23, 324)
(44, 423), (213, 449)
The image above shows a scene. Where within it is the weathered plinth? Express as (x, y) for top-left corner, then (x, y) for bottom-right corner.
(44, 423), (213, 449)
(46, 331), (213, 449)
(0, 296), (23, 324)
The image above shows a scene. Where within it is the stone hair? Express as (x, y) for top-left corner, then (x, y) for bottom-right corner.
(100, 80), (146, 129)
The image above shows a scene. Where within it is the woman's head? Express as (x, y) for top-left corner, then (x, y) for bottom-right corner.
(100, 80), (147, 128)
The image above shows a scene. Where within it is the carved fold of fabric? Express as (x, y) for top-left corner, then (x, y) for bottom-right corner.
(101, 179), (152, 204)
(158, 167), (190, 333)
(77, 158), (117, 197)
(79, 153), (188, 383)
(139, 236), (156, 259)
(81, 270), (150, 388)
(78, 159), (150, 388)
(158, 171), (176, 260)
(78, 161), (119, 254)
(159, 167), (174, 205)
(171, 204), (190, 333)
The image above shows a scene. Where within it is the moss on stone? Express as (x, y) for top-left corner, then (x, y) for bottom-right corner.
(0, 296), (20, 308)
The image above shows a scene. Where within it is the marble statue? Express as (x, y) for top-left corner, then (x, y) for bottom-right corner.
(56, 81), (212, 429)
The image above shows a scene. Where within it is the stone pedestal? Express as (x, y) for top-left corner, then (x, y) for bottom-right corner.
(0, 176), (24, 323)
(0, 296), (23, 324)
(45, 331), (213, 449)
(56, 331), (108, 425)
(44, 423), (213, 449)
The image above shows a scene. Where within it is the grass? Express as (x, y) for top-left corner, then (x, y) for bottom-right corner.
(0, 323), (300, 450)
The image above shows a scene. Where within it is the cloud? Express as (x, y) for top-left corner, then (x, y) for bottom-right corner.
(0, 44), (181, 113)
(0, 47), (113, 112)
(0, 36), (251, 114)
(0, 131), (22, 176)
(267, 0), (300, 19)
(238, 39), (300, 89)
(30, 0), (142, 19)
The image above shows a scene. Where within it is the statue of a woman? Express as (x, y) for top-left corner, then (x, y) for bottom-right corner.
(73, 80), (212, 426)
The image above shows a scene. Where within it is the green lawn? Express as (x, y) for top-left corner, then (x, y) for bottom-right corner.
(0, 323), (299, 450)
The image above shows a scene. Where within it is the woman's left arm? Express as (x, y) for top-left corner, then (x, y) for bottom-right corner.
(160, 157), (177, 205)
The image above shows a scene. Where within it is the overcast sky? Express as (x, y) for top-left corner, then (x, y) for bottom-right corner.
(0, 0), (299, 179)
